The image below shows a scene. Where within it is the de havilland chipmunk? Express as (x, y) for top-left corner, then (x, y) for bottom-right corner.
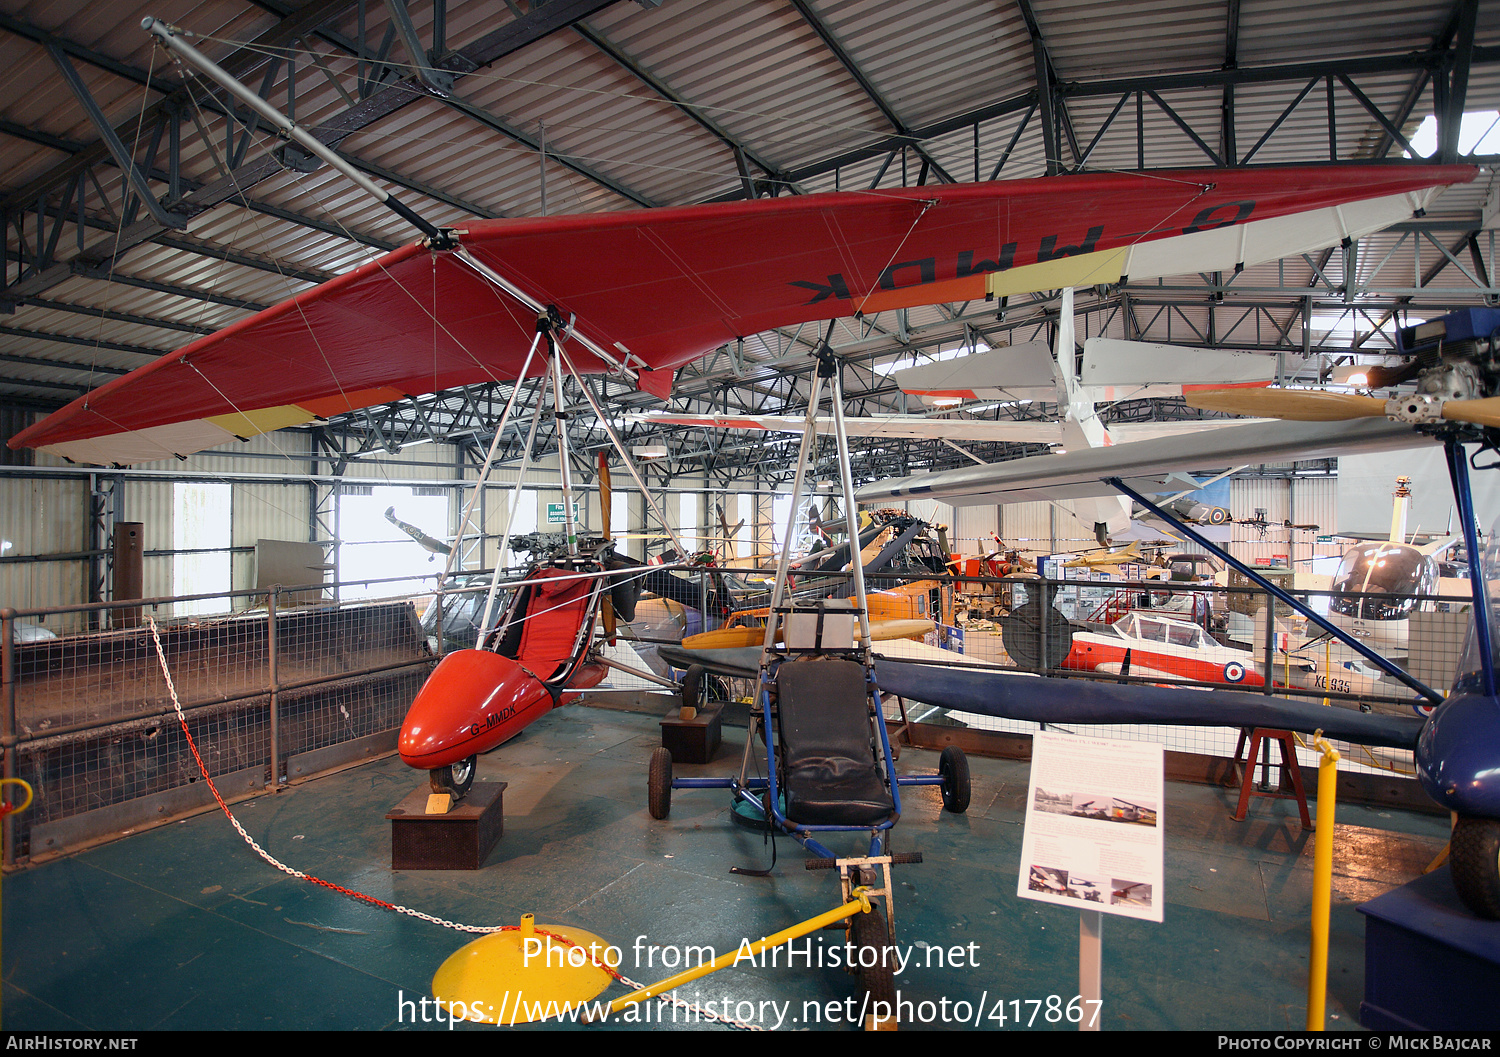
(9, 18), (1498, 916)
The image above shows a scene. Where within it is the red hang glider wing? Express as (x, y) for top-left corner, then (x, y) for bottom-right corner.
(11, 165), (1474, 464)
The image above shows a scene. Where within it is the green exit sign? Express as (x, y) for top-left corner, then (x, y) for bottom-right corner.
(545, 501), (579, 525)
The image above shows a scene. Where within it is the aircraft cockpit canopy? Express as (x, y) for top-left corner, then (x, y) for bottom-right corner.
(1328, 542), (1438, 621)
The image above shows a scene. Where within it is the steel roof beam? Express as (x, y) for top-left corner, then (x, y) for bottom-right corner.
(3, 0), (642, 303)
(789, 0), (957, 185)
(11, 297), (211, 337)
(1437, 0), (1480, 164)
(0, 327), (162, 366)
(570, 20), (799, 197)
(770, 45), (1500, 188)
(0, 0), (357, 210)
(1221, 0), (1241, 165)
(66, 265), (270, 314)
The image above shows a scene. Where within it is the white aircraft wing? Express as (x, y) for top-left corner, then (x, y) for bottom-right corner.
(626, 411), (1063, 443)
(887, 339), (1058, 404)
(856, 418), (1433, 507)
(1079, 337), (1296, 401)
(1107, 419), (1275, 443)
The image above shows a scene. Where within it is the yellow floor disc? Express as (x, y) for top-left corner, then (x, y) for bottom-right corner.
(431, 915), (616, 1025)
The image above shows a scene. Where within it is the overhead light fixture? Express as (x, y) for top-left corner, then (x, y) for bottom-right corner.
(1331, 364), (1375, 387)
(634, 444), (668, 460)
(931, 396), (964, 408)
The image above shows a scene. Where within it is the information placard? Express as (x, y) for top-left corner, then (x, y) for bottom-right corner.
(1017, 731), (1165, 923)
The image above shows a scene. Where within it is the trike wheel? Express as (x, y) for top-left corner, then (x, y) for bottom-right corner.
(849, 905), (897, 1030)
(648, 747), (673, 819)
(940, 745), (971, 814)
(429, 755), (476, 800)
(1450, 816), (1500, 919)
(681, 665), (705, 711)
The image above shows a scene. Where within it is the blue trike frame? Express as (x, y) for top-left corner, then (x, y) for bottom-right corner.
(670, 654), (947, 861)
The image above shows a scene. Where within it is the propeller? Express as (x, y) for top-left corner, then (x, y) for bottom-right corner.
(714, 501), (746, 559)
(1185, 387), (1500, 428)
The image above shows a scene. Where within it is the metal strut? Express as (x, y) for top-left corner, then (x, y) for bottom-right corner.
(143, 17), (456, 248)
(468, 308), (684, 635)
(1442, 434), (1498, 697)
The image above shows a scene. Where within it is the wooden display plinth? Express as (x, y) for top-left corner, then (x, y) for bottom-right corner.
(386, 781), (507, 870)
(661, 702), (723, 764)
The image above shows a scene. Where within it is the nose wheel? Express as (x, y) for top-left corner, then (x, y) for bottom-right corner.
(1450, 816), (1500, 920)
(430, 755), (477, 800)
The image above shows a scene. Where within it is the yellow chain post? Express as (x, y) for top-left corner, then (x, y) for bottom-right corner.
(0, 778), (34, 1031)
(1306, 732), (1339, 1031)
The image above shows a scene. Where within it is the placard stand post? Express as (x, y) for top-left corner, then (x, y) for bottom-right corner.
(1080, 909), (1102, 1030)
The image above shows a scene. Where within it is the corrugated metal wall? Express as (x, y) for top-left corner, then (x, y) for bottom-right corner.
(0, 477), (88, 623)
(1230, 475), (1344, 569)
(1000, 501), (1057, 555)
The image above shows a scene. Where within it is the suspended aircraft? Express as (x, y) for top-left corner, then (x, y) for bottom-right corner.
(7, 19), (1482, 885)
(385, 506), (453, 561)
(1060, 540), (1154, 577)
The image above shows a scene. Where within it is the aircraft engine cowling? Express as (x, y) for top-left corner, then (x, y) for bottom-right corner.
(399, 649), (553, 770)
(1415, 690), (1500, 818)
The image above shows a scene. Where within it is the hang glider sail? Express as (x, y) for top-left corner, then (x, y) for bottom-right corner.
(11, 165), (1473, 465)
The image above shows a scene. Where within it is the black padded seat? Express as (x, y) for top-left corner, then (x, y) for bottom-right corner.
(775, 658), (894, 826)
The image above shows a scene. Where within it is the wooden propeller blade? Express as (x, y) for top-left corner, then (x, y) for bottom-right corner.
(1439, 397), (1500, 428)
(1184, 388), (1388, 420)
(1190, 388), (1500, 429)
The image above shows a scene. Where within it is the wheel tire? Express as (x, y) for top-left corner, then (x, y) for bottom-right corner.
(429, 755), (476, 800)
(849, 905), (897, 1030)
(1450, 816), (1500, 920)
(939, 745), (971, 814)
(681, 665), (705, 710)
(648, 746), (673, 820)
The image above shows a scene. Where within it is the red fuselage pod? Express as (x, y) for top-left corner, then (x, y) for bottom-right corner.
(399, 649), (553, 770)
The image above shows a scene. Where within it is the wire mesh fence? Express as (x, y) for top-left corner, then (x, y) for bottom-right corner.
(1, 571), (463, 863)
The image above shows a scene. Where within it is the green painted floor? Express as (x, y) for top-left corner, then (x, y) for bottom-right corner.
(1, 703), (1452, 1031)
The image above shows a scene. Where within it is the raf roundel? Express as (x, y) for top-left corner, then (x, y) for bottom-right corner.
(1223, 662), (1247, 684)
